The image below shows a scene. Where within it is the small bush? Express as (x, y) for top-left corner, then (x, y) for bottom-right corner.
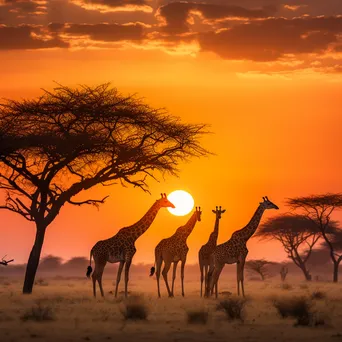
(272, 296), (324, 326)
(120, 297), (148, 321)
(186, 310), (209, 324)
(281, 283), (293, 290)
(300, 284), (309, 290)
(217, 297), (247, 321)
(310, 291), (326, 300)
(34, 278), (49, 286)
(21, 304), (55, 322)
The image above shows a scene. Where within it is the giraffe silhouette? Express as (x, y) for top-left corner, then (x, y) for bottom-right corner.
(206, 197), (278, 298)
(87, 193), (175, 297)
(198, 206), (226, 297)
(150, 207), (202, 298)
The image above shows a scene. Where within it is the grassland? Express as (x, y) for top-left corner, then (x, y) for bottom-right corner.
(0, 276), (342, 342)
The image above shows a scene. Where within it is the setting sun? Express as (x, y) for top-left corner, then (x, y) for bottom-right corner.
(167, 190), (195, 216)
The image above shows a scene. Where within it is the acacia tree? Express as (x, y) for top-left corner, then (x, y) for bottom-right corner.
(287, 194), (342, 282)
(0, 84), (209, 294)
(255, 214), (328, 281)
(0, 256), (14, 266)
(245, 259), (274, 280)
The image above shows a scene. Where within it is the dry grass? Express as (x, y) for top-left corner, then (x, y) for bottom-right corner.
(0, 277), (340, 341)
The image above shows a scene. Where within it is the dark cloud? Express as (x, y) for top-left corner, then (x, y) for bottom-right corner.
(64, 22), (145, 41)
(198, 17), (342, 61)
(157, 1), (276, 34)
(0, 25), (68, 49)
(71, 0), (152, 12)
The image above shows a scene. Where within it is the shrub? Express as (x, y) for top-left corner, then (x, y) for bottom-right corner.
(310, 291), (326, 300)
(34, 278), (49, 286)
(21, 303), (55, 322)
(281, 283), (293, 290)
(120, 296), (148, 321)
(217, 297), (247, 321)
(272, 296), (324, 326)
(186, 310), (209, 324)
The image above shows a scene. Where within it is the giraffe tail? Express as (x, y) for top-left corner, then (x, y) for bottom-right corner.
(86, 250), (93, 278)
(149, 262), (156, 277)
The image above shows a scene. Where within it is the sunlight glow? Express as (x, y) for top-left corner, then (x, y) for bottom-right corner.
(167, 190), (194, 216)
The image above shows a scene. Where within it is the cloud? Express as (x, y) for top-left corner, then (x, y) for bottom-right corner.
(156, 1), (276, 34)
(0, 0), (47, 15)
(0, 25), (68, 50)
(71, 0), (152, 13)
(62, 22), (146, 42)
(198, 17), (342, 62)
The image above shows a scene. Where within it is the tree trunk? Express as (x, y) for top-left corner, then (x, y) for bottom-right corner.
(333, 262), (339, 283)
(297, 262), (311, 281)
(22, 222), (47, 294)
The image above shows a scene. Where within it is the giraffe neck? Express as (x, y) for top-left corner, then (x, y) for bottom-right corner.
(175, 211), (198, 241)
(123, 201), (161, 241)
(237, 205), (265, 242)
(206, 216), (220, 246)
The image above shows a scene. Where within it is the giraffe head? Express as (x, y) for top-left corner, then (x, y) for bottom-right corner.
(158, 193), (175, 208)
(195, 206), (202, 222)
(212, 206), (226, 219)
(260, 196), (279, 210)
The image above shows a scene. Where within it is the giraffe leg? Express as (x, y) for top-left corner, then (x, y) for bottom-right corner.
(124, 258), (132, 298)
(215, 279), (218, 298)
(171, 261), (179, 297)
(155, 257), (163, 298)
(209, 264), (224, 298)
(180, 259), (186, 297)
(92, 261), (106, 297)
(200, 263), (204, 297)
(203, 264), (208, 298)
(236, 262), (240, 296)
(162, 261), (172, 297)
(114, 261), (125, 298)
(240, 258), (246, 298)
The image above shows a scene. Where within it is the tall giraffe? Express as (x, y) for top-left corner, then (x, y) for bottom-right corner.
(198, 206), (226, 297)
(150, 207), (202, 298)
(206, 197), (278, 298)
(87, 193), (175, 297)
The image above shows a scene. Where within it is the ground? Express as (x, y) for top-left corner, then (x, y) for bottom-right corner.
(0, 275), (342, 342)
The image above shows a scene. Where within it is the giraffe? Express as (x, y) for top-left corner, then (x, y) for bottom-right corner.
(86, 193), (175, 298)
(150, 206), (202, 298)
(198, 206), (226, 297)
(205, 196), (279, 298)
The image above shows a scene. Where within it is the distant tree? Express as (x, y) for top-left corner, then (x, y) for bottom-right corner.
(287, 194), (342, 282)
(62, 257), (88, 270)
(0, 255), (14, 266)
(0, 83), (209, 294)
(279, 265), (288, 281)
(245, 259), (274, 280)
(39, 255), (63, 270)
(255, 214), (330, 281)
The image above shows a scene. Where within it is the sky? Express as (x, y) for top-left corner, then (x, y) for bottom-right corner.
(0, 0), (342, 265)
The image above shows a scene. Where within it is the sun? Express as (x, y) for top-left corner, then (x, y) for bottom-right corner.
(167, 190), (194, 216)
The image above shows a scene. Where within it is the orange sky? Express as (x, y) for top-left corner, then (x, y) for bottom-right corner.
(1, 0), (342, 265)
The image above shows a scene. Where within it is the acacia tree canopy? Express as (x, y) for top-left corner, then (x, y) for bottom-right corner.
(287, 194), (342, 282)
(0, 83), (210, 293)
(255, 214), (339, 280)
